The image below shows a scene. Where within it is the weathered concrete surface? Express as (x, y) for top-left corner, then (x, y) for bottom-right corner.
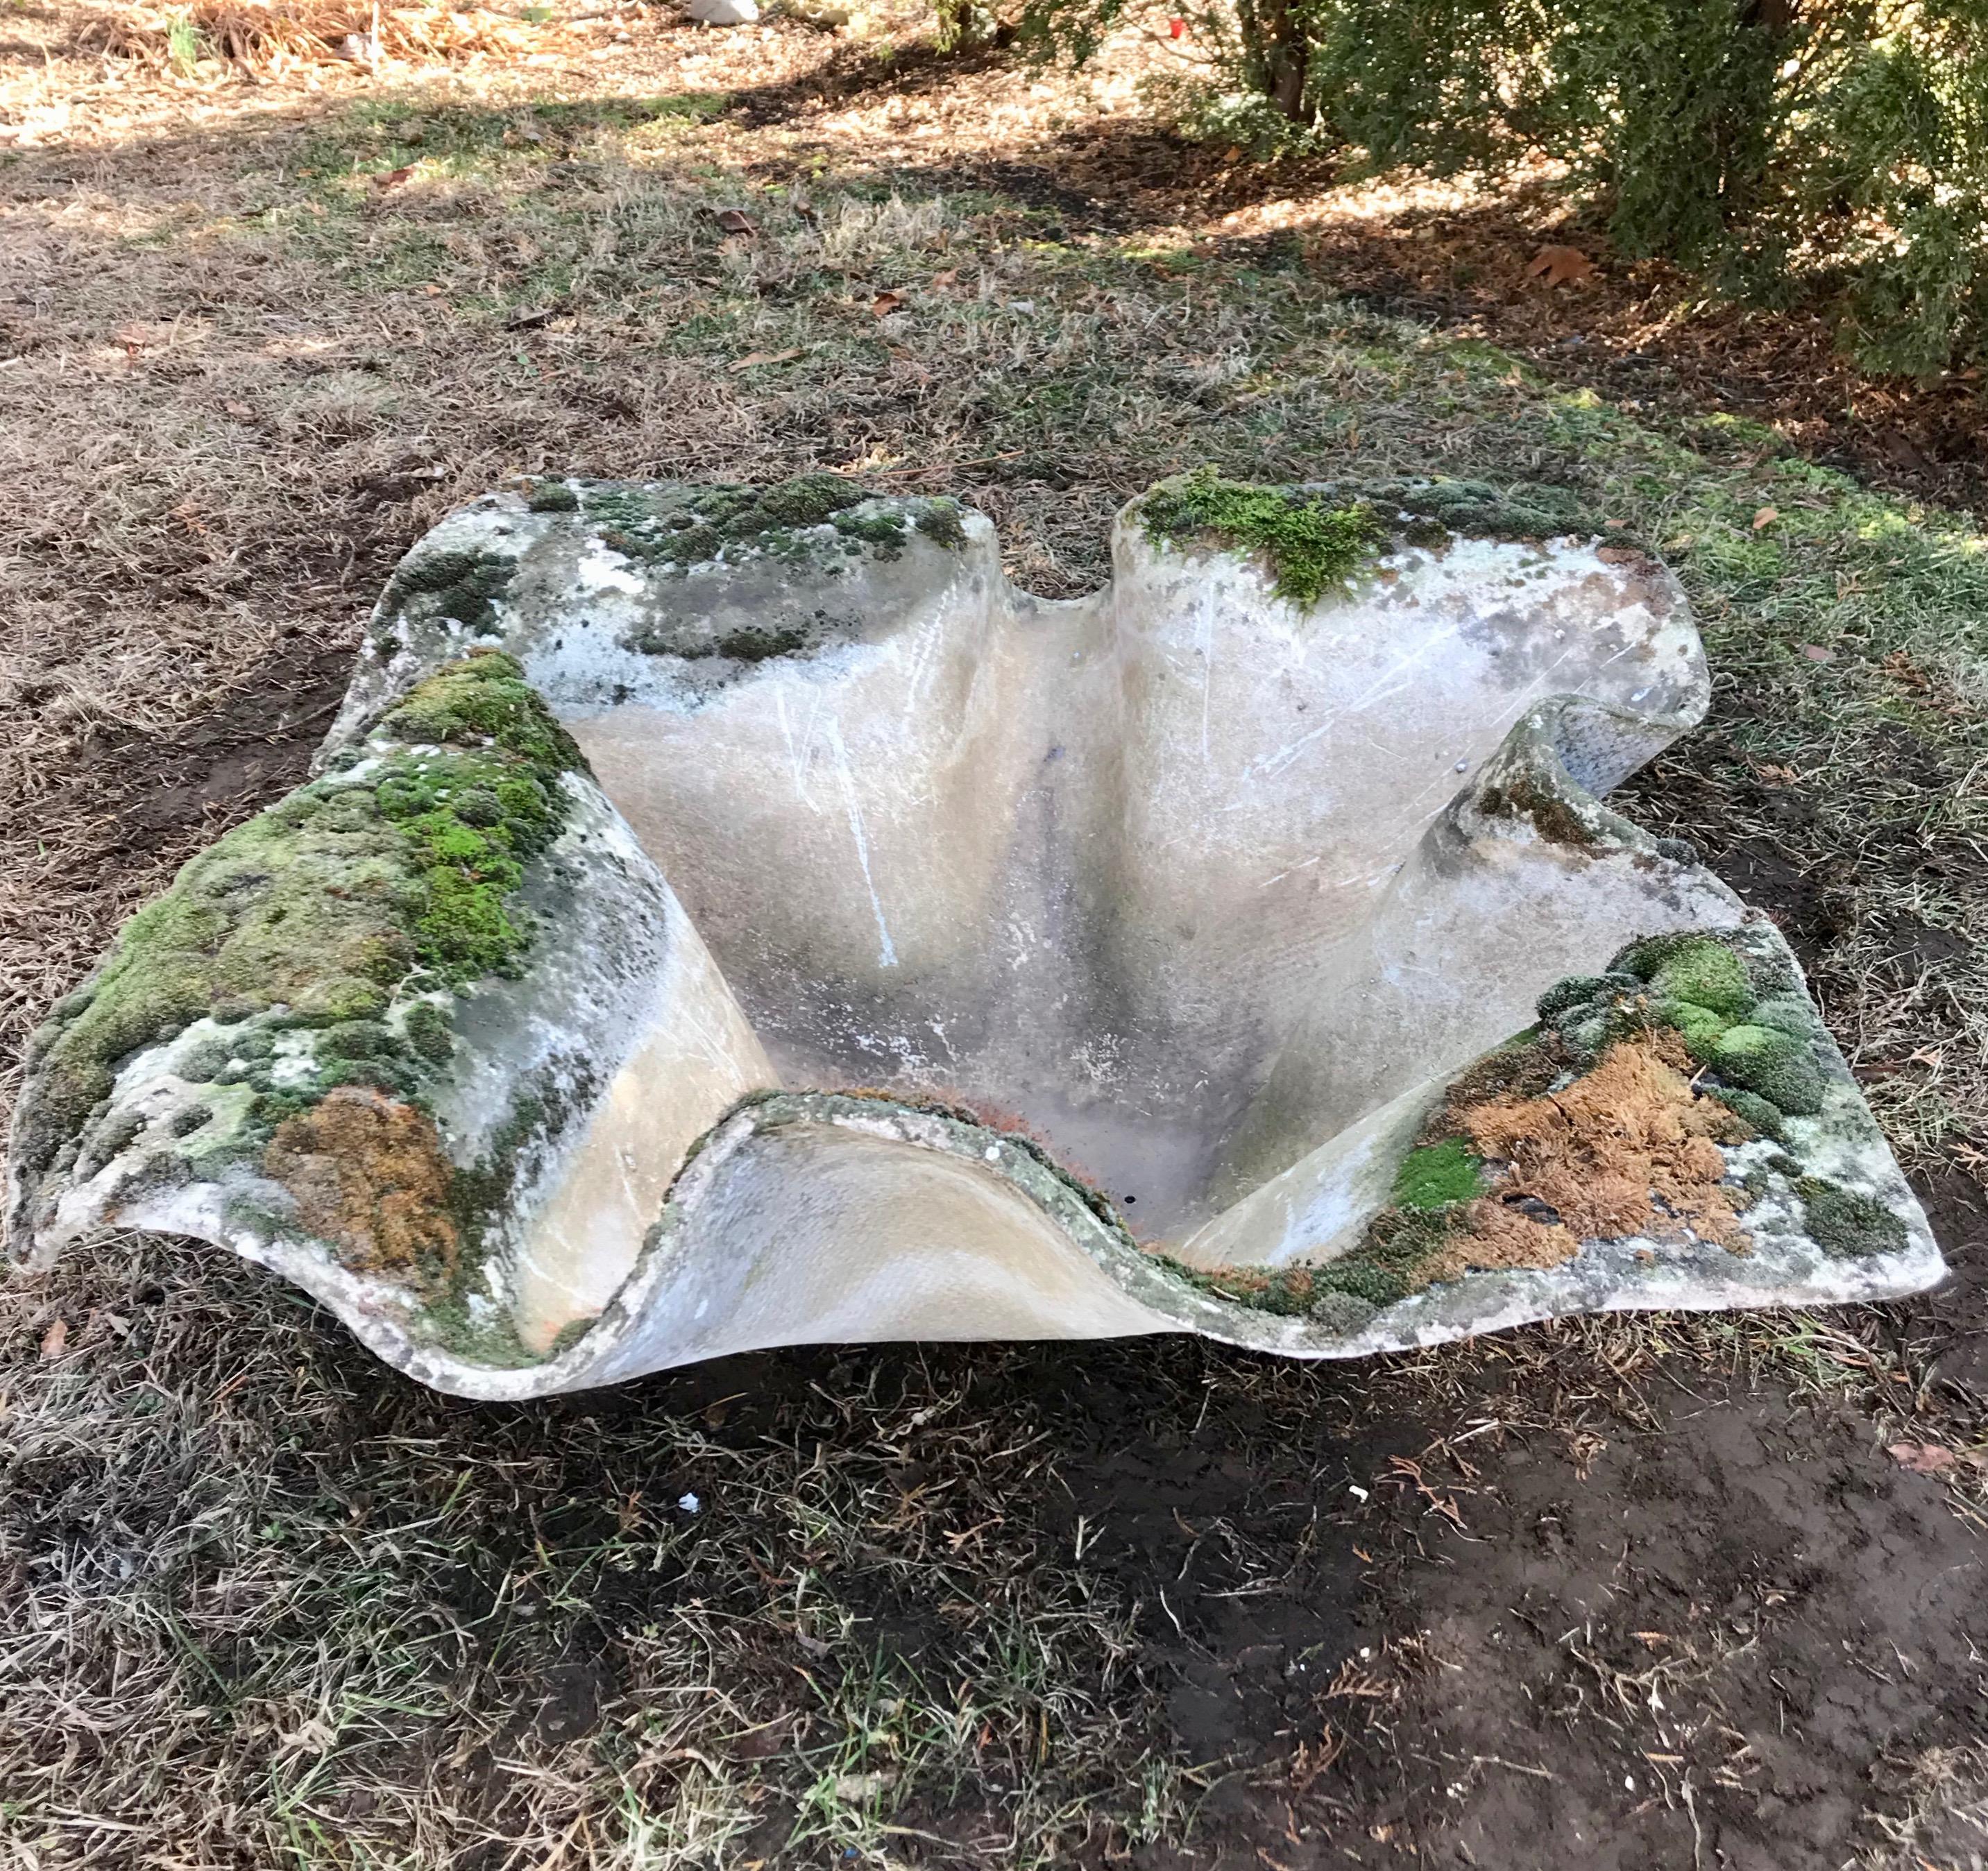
(8, 477), (1944, 1396)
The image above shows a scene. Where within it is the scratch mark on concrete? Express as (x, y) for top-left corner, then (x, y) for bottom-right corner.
(826, 715), (899, 969)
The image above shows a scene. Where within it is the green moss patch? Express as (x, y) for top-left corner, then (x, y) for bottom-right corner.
(1314, 1207), (1473, 1308)
(1796, 1177), (1909, 1259)
(1138, 468), (1384, 606)
(1393, 1137), (1484, 1209)
(1710, 1023), (1826, 1116)
(1647, 943), (1753, 1019)
(14, 653), (579, 1204)
(513, 479), (980, 631)
(1314, 475), (1607, 547)
(379, 547), (517, 633)
(1551, 931), (1831, 1122)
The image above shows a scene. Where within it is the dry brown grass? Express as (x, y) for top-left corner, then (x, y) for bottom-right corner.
(74, 0), (547, 76)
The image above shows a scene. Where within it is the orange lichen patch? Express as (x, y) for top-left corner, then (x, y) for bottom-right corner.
(1459, 1032), (1753, 1256)
(263, 1087), (459, 1281)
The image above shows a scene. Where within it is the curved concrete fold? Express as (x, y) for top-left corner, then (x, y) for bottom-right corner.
(8, 475), (1943, 1396)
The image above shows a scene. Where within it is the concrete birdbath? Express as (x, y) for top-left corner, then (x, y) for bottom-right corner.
(6, 472), (1944, 1396)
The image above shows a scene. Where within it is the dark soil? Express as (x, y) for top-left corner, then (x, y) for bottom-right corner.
(397, 1156), (1982, 1869)
(93, 641), (352, 844)
(983, 1174), (1986, 1869)
(11, 638), (348, 910)
(893, 1174), (1973, 1867)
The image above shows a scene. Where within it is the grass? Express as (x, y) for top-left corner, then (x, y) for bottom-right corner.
(3, 8), (1987, 1865)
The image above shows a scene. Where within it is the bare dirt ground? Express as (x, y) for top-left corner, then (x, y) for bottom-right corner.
(3, 6), (1988, 1866)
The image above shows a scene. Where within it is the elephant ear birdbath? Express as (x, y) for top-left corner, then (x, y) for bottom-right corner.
(6, 472), (1943, 1397)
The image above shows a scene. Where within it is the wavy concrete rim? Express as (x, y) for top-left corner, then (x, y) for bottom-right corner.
(6, 477), (1946, 1396)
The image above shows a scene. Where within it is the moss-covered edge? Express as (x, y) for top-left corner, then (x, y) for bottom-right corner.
(531, 474), (969, 574)
(1137, 468), (1384, 606)
(1169, 930), (1901, 1328)
(1137, 469), (1621, 608)
(12, 651), (586, 1298)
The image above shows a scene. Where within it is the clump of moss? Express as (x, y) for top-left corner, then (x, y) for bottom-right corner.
(1525, 933), (1840, 1202)
(1314, 1207), (1470, 1308)
(709, 622), (814, 663)
(915, 500), (969, 549)
(1393, 1137), (1484, 1209)
(827, 507), (908, 555)
(12, 653), (580, 1211)
(402, 999), (455, 1064)
(1657, 999), (1730, 1064)
(593, 475), (868, 555)
(1748, 994), (1817, 1037)
(376, 647), (583, 770)
(1717, 1088), (1788, 1143)
(526, 480), (580, 513)
(1648, 943), (1754, 1019)
(380, 547), (516, 632)
(750, 472), (867, 530)
(568, 477), (967, 580)
(1537, 974), (1628, 1022)
(1611, 931), (1733, 983)
(1316, 475), (1606, 546)
(1796, 1176), (1908, 1259)
(1139, 468), (1384, 607)
(1710, 1023), (1826, 1116)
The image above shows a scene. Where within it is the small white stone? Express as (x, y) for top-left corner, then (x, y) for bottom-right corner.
(686, 0), (757, 22)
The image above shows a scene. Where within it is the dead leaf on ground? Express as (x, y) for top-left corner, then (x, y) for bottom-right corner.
(1887, 1442), (1957, 1476)
(871, 289), (906, 318)
(1526, 244), (1595, 287)
(1753, 504), (1779, 529)
(1882, 649), (1933, 692)
(223, 399), (253, 416)
(729, 348), (804, 370)
(368, 165), (414, 195)
(40, 1317), (67, 1359)
(931, 267), (960, 289)
(713, 208), (758, 237)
